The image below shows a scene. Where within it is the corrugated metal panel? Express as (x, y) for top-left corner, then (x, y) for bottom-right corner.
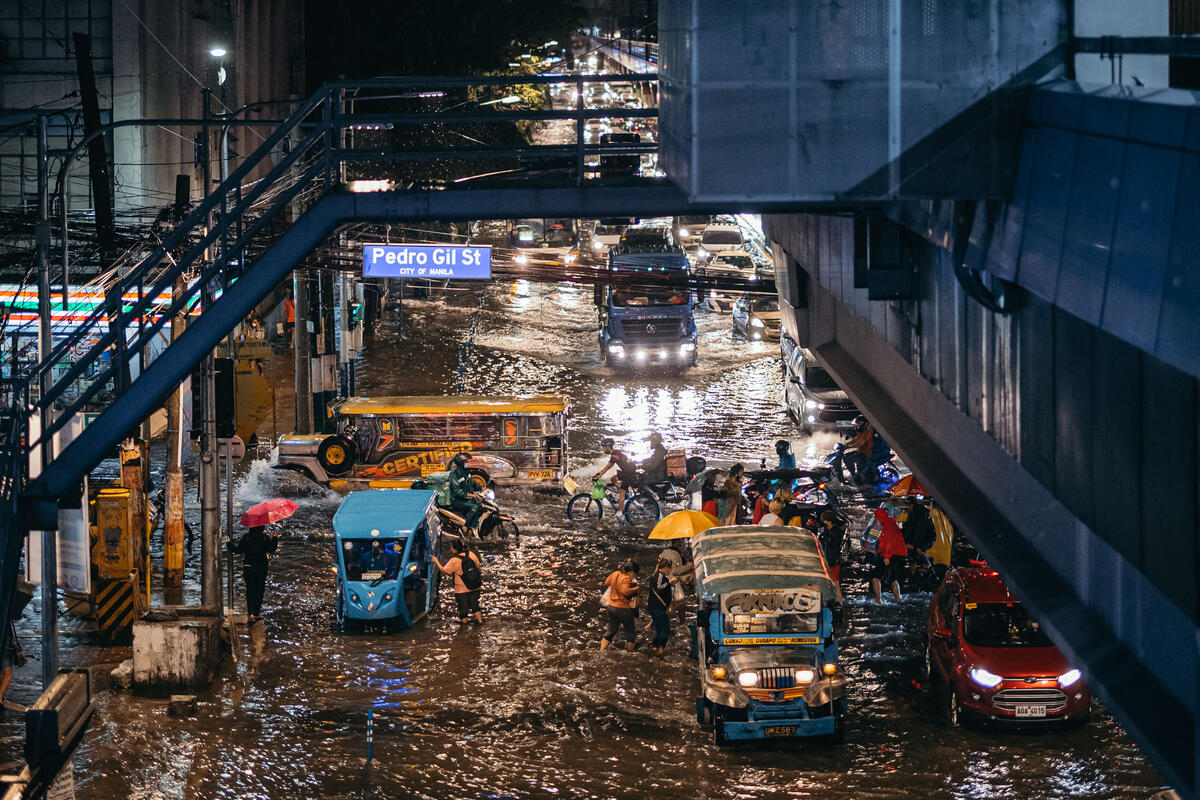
(1053, 309), (1094, 527)
(1139, 356), (1198, 618)
(1101, 143), (1180, 353)
(1054, 134), (1123, 326)
(1016, 126), (1075, 299)
(1018, 296), (1055, 485)
(1156, 152), (1200, 378)
(1089, 333), (1142, 568)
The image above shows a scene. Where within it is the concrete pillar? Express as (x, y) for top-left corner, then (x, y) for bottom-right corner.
(132, 616), (221, 694)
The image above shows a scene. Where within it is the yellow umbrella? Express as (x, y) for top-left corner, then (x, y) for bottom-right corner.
(648, 509), (724, 540)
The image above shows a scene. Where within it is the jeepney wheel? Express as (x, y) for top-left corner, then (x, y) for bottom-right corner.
(468, 468), (492, 491)
(711, 708), (728, 746)
(318, 435), (356, 477)
(831, 713), (846, 743)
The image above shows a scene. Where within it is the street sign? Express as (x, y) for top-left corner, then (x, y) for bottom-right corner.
(362, 244), (491, 279)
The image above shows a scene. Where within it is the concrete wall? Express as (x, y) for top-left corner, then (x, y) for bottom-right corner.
(767, 207), (1200, 795)
(658, 0), (1065, 202)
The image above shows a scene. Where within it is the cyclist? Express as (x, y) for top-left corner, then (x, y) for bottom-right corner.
(594, 437), (641, 512)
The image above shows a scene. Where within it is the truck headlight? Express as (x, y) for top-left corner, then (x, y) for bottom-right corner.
(794, 669), (815, 683)
(969, 667), (1004, 688)
(607, 341), (625, 355)
(1058, 669), (1082, 688)
(751, 318), (765, 328)
(736, 671), (759, 688)
(678, 343), (694, 357)
(635, 349), (647, 361)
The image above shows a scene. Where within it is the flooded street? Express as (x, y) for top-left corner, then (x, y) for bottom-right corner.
(17, 282), (1167, 798)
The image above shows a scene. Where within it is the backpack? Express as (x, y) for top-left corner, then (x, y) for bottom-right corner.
(458, 553), (483, 591)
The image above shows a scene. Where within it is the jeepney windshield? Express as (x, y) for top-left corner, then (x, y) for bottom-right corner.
(723, 612), (819, 635)
(341, 539), (405, 582)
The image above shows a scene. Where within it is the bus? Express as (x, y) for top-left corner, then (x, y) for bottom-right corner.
(276, 395), (569, 489)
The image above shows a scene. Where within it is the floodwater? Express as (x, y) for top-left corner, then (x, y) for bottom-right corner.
(4, 281), (1168, 799)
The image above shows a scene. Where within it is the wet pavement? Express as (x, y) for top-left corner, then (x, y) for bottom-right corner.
(0, 281), (1168, 798)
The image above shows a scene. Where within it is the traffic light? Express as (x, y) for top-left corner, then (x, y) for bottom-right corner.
(348, 301), (363, 330)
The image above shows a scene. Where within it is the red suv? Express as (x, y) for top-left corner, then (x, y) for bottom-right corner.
(925, 567), (1091, 725)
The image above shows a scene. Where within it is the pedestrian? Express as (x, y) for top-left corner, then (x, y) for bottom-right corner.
(871, 507), (907, 604)
(600, 560), (640, 651)
(227, 525), (279, 622)
(758, 498), (785, 526)
(433, 540), (484, 624)
(718, 464), (745, 525)
(818, 509), (847, 604)
(283, 290), (295, 337)
(646, 560), (676, 656)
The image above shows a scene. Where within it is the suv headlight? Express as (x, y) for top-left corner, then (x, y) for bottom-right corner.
(1058, 669), (1082, 687)
(736, 671), (759, 688)
(751, 318), (765, 328)
(969, 667), (1004, 688)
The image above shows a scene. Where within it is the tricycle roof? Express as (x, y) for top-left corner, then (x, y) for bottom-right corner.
(332, 489), (436, 539)
(691, 525), (834, 601)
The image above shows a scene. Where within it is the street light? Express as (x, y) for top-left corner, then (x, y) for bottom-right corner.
(479, 95), (521, 106)
(209, 46), (227, 58)
(209, 46), (228, 86)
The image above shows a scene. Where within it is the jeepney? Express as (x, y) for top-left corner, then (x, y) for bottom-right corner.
(332, 489), (442, 632)
(691, 525), (847, 743)
(276, 395), (569, 489)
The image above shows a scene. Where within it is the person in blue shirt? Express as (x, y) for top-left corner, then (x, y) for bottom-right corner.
(775, 439), (796, 470)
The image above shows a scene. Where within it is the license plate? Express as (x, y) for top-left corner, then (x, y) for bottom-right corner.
(763, 726), (794, 737)
(527, 470), (553, 480)
(1014, 704), (1047, 718)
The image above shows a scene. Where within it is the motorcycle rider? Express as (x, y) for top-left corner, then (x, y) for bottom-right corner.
(843, 416), (892, 486)
(641, 431), (669, 485)
(775, 439), (796, 470)
(448, 452), (485, 536)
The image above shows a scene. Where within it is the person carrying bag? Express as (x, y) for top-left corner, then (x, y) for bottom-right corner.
(600, 560), (640, 651)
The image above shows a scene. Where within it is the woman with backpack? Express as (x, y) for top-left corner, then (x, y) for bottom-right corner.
(433, 540), (484, 624)
(600, 560), (640, 651)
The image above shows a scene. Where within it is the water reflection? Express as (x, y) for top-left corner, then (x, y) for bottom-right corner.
(58, 280), (1162, 800)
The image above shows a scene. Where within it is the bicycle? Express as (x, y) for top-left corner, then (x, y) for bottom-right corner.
(567, 478), (661, 525)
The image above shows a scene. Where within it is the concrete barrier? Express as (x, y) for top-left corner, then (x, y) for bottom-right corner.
(131, 617), (220, 694)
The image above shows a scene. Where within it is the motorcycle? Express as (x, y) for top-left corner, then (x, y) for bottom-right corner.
(824, 442), (899, 490)
(435, 492), (520, 545)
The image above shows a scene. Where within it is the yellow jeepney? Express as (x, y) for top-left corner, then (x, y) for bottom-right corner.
(276, 395), (569, 489)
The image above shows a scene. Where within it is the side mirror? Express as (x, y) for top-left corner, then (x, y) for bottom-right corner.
(933, 627), (953, 641)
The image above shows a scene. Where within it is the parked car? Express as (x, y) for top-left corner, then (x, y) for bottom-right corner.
(926, 567), (1091, 726)
(783, 345), (859, 434)
(732, 292), (781, 340)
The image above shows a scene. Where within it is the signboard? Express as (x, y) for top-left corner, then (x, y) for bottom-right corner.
(362, 244), (491, 279)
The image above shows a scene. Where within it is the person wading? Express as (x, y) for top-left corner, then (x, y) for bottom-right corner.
(600, 560), (640, 651)
(227, 525), (279, 622)
(433, 540), (484, 624)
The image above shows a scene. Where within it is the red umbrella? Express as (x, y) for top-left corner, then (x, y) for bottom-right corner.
(238, 498), (299, 528)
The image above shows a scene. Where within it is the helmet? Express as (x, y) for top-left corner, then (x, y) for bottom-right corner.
(648, 431), (663, 445)
(451, 452), (470, 468)
(775, 439), (790, 455)
(853, 415), (868, 430)
(601, 437), (615, 449)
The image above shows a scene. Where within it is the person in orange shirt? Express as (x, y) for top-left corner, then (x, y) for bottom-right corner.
(283, 290), (295, 337)
(600, 560), (640, 651)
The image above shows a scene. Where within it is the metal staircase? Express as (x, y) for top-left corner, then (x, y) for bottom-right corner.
(0, 73), (663, 653)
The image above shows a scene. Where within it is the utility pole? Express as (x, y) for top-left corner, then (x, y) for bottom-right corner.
(293, 270), (313, 434)
(73, 32), (115, 263)
(35, 115), (57, 686)
(199, 90), (221, 613)
(163, 271), (186, 592)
